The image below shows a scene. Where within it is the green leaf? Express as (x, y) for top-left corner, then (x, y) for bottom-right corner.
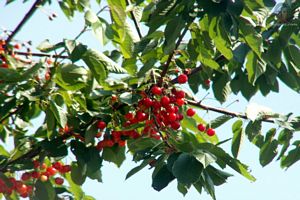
(245, 51), (266, 85)
(231, 120), (244, 158)
(152, 164), (175, 191)
(245, 121), (263, 147)
(256, 128), (278, 166)
(102, 146), (126, 167)
(209, 17), (233, 60)
(201, 170), (216, 200)
(193, 150), (217, 168)
(34, 180), (56, 200)
(84, 122), (98, 145)
(281, 146), (300, 168)
(49, 100), (67, 128)
(212, 73), (232, 103)
(45, 108), (55, 139)
(177, 182), (188, 196)
(37, 40), (64, 53)
(126, 159), (150, 180)
(163, 16), (185, 54)
(71, 161), (87, 185)
(65, 173), (88, 200)
(199, 143), (256, 181)
(288, 45), (300, 67)
(205, 165), (232, 186)
(239, 17), (263, 58)
(210, 115), (232, 129)
(172, 153), (204, 184)
(82, 49), (107, 85)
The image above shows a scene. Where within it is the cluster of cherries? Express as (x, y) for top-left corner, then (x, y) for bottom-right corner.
(0, 160), (70, 198)
(94, 73), (215, 150)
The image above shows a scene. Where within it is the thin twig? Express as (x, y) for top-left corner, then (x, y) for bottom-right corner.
(5, 0), (44, 45)
(0, 105), (24, 124)
(125, 0), (143, 39)
(187, 99), (275, 123)
(159, 25), (190, 86)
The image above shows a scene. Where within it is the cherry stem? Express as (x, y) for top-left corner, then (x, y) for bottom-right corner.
(14, 51), (68, 59)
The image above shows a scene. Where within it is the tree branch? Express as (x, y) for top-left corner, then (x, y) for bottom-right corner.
(187, 99), (275, 123)
(5, 0), (44, 45)
(159, 25), (190, 86)
(125, 0), (143, 39)
(14, 51), (68, 59)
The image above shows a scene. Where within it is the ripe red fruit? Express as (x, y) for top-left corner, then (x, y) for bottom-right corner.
(125, 112), (134, 120)
(206, 128), (215, 136)
(175, 90), (185, 99)
(204, 79), (211, 86)
(1, 63), (9, 68)
(160, 96), (170, 107)
(168, 112), (177, 121)
(47, 166), (57, 176)
(170, 121), (181, 130)
(33, 160), (40, 168)
(176, 98), (185, 106)
(54, 177), (64, 185)
(177, 74), (188, 84)
(21, 172), (31, 181)
(53, 162), (63, 170)
(31, 171), (40, 179)
(197, 124), (206, 132)
(136, 111), (147, 121)
(143, 97), (153, 107)
(45, 71), (51, 80)
(16, 184), (28, 194)
(186, 108), (196, 117)
(118, 140), (126, 147)
(14, 43), (21, 49)
(97, 121), (106, 129)
(60, 165), (71, 173)
(151, 86), (162, 95)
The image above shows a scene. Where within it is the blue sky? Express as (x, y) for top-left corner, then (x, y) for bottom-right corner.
(1, 1), (299, 200)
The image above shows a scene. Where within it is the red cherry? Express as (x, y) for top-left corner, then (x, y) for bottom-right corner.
(16, 184), (27, 194)
(143, 97), (153, 107)
(137, 111), (147, 121)
(160, 96), (170, 107)
(176, 98), (185, 106)
(40, 163), (47, 169)
(14, 43), (21, 49)
(97, 121), (106, 129)
(46, 58), (53, 65)
(54, 177), (64, 185)
(151, 86), (162, 95)
(167, 112), (177, 121)
(125, 112), (134, 120)
(197, 124), (206, 132)
(33, 160), (40, 168)
(106, 140), (115, 147)
(60, 165), (71, 173)
(175, 90), (185, 99)
(177, 74), (188, 84)
(206, 128), (215, 136)
(118, 140), (126, 147)
(170, 121), (181, 130)
(46, 166), (57, 176)
(186, 108), (196, 117)
(21, 172), (31, 181)
(45, 71), (51, 81)
(204, 79), (211, 86)
(1, 63), (9, 68)
(31, 171), (40, 179)
(176, 113), (184, 121)
(53, 162), (63, 171)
